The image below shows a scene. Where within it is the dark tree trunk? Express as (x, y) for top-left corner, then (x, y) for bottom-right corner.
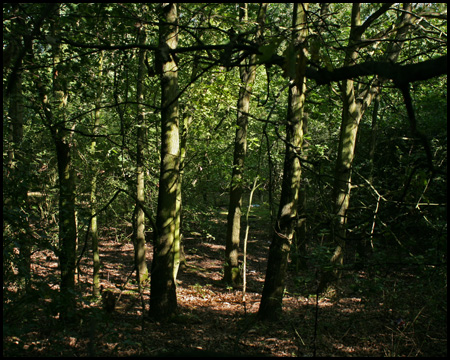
(55, 136), (77, 318)
(258, 3), (308, 321)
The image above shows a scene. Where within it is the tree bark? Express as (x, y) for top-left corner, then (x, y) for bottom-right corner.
(56, 135), (77, 314)
(258, 3), (308, 321)
(91, 50), (103, 297)
(224, 3), (267, 287)
(330, 3), (415, 272)
(293, 114), (308, 272)
(7, 22), (31, 291)
(174, 111), (190, 279)
(150, 3), (180, 320)
(32, 10), (77, 320)
(134, 26), (149, 285)
(51, 16), (78, 319)
(90, 142), (100, 296)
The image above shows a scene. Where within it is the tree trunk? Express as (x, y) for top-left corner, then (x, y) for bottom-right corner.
(368, 92), (380, 182)
(224, 3), (267, 287)
(7, 38), (31, 292)
(150, 3), (180, 320)
(134, 26), (149, 285)
(174, 112), (190, 279)
(258, 3), (308, 321)
(224, 67), (253, 286)
(34, 21), (77, 319)
(91, 51), (103, 297)
(49, 18), (78, 319)
(293, 115), (308, 272)
(55, 131), (77, 319)
(330, 3), (413, 273)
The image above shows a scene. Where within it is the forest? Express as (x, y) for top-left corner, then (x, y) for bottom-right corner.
(3, 3), (447, 357)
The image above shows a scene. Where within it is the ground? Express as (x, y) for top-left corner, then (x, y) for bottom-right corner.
(3, 207), (447, 357)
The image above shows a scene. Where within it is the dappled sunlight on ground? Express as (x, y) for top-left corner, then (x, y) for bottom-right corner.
(3, 209), (446, 356)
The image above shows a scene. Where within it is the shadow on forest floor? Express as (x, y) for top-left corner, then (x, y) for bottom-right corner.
(3, 207), (447, 357)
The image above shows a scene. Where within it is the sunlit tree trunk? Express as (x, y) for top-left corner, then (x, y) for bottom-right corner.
(90, 133), (100, 296)
(259, 3), (308, 321)
(224, 3), (267, 287)
(91, 51), (103, 297)
(150, 3), (180, 320)
(330, 3), (413, 273)
(134, 26), (149, 285)
(174, 112), (190, 279)
(292, 3), (328, 273)
(293, 114), (308, 272)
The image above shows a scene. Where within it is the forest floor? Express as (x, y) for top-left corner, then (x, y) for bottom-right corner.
(3, 207), (447, 357)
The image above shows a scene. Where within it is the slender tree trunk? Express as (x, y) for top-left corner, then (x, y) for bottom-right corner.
(294, 114), (308, 272)
(332, 81), (360, 267)
(134, 26), (149, 285)
(150, 3), (180, 320)
(90, 173), (100, 296)
(174, 112), (190, 279)
(7, 63), (24, 169)
(7, 41), (31, 291)
(224, 3), (267, 287)
(55, 133), (77, 319)
(292, 3), (328, 273)
(91, 51), (103, 297)
(368, 92), (380, 182)
(52, 81), (77, 317)
(43, 17), (78, 319)
(224, 64), (253, 286)
(330, 3), (413, 273)
(258, 3), (308, 321)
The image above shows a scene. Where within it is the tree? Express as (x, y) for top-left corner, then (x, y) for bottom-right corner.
(224, 3), (267, 287)
(329, 4), (389, 272)
(36, 7), (78, 320)
(150, 3), (180, 320)
(134, 21), (149, 286)
(90, 50), (103, 297)
(258, 3), (308, 321)
(328, 3), (418, 281)
(5, 4), (32, 292)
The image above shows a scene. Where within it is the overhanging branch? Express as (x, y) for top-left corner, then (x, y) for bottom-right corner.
(61, 36), (446, 86)
(305, 54), (447, 85)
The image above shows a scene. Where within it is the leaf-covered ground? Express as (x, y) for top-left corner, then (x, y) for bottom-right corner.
(3, 209), (447, 357)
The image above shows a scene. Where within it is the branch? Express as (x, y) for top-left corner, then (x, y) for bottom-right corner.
(353, 3), (393, 38)
(60, 37), (158, 51)
(61, 36), (255, 55)
(61, 35), (446, 86)
(306, 55), (447, 85)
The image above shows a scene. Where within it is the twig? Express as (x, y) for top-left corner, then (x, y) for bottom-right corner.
(242, 176), (260, 315)
(313, 287), (320, 357)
